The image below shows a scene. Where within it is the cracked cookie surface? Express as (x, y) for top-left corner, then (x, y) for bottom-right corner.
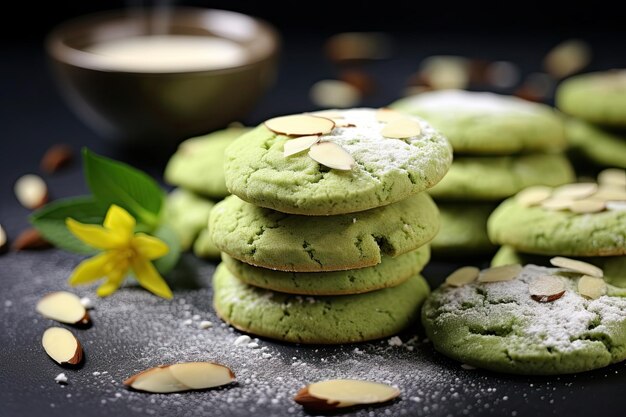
(391, 90), (566, 155)
(429, 154), (575, 201)
(213, 263), (430, 344)
(422, 265), (626, 374)
(221, 245), (430, 295)
(165, 126), (251, 198)
(209, 193), (439, 272)
(488, 197), (626, 256)
(223, 108), (452, 215)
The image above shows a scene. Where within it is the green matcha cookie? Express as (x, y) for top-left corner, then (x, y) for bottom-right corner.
(422, 264), (626, 374)
(491, 246), (626, 293)
(221, 245), (430, 295)
(556, 70), (626, 127)
(429, 154), (574, 201)
(566, 118), (626, 169)
(488, 197), (626, 257)
(209, 193), (439, 272)
(164, 189), (214, 251)
(224, 109), (452, 215)
(430, 203), (497, 256)
(193, 228), (221, 259)
(164, 126), (251, 198)
(213, 263), (430, 344)
(391, 90), (566, 155)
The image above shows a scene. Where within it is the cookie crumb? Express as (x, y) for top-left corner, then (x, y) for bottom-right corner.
(388, 336), (403, 346)
(199, 320), (213, 329)
(80, 297), (93, 309)
(234, 335), (252, 346)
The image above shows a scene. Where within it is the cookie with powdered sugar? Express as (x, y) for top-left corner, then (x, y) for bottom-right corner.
(422, 264), (626, 374)
(223, 108), (452, 215)
(391, 90), (566, 155)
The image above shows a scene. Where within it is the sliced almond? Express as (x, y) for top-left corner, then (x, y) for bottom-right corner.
(549, 256), (603, 278)
(124, 366), (188, 393)
(41, 144), (74, 174)
(168, 362), (235, 389)
(12, 228), (51, 251)
(544, 39), (591, 79)
(124, 362), (235, 393)
(578, 275), (607, 300)
(308, 142), (355, 171)
(552, 183), (598, 200)
(445, 266), (480, 287)
(591, 186), (626, 202)
(477, 264), (522, 283)
(529, 275), (566, 302)
(569, 199), (605, 214)
(309, 80), (361, 109)
(36, 291), (90, 326)
(14, 174), (48, 210)
(607, 201), (626, 211)
(598, 168), (626, 188)
(515, 186), (553, 207)
(283, 136), (320, 157)
(0, 224), (7, 254)
(42, 327), (83, 366)
(376, 108), (405, 123)
(540, 197), (573, 211)
(381, 118), (421, 139)
(294, 379), (400, 411)
(264, 115), (335, 137)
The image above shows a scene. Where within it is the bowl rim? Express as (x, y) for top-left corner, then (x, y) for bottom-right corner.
(45, 6), (280, 75)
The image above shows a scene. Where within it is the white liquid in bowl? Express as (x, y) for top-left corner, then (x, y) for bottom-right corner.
(86, 35), (248, 72)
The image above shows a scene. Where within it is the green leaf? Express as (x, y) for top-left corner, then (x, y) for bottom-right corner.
(30, 196), (108, 254)
(83, 149), (164, 229)
(152, 225), (181, 275)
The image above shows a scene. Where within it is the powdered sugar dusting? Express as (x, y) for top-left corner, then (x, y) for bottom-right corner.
(432, 265), (626, 353)
(398, 90), (541, 114)
(319, 108), (451, 177)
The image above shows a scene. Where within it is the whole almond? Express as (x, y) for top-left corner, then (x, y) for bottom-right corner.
(12, 228), (51, 251)
(41, 144), (74, 173)
(339, 70), (375, 95)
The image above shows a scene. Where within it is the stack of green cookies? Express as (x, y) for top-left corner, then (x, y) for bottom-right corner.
(557, 70), (626, 169)
(163, 126), (251, 257)
(209, 108), (453, 344)
(488, 169), (626, 290)
(391, 90), (575, 257)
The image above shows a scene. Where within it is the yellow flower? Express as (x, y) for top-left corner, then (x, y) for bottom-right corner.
(66, 205), (172, 299)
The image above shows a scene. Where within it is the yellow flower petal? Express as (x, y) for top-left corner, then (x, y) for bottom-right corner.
(132, 233), (169, 260)
(68, 251), (118, 285)
(97, 270), (125, 297)
(131, 257), (173, 299)
(66, 218), (127, 250)
(103, 205), (136, 238)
